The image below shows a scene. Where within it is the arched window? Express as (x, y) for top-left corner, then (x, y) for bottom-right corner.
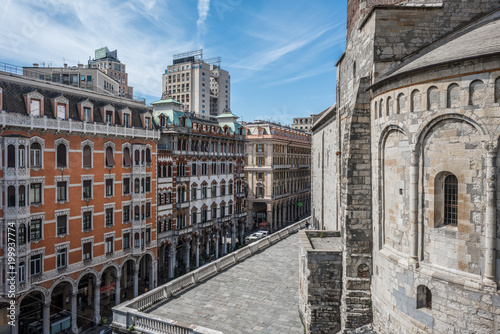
(444, 174), (458, 226)
(134, 150), (140, 166)
(469, 79), (485, 106)
(83, 145), (92, 168)
(56, 143), (67, 168)
(7, 186), (15, 207)
(141, 150), (145, 165)
(19, 224), (26, 244)
(417, 285), (432, 309)
(379, 99), (384, 118)
(397, 93), (405, 114)
(427, 86), (439, 110)
(105, 146), (115, 167)
(134, 206), (140, 221)
(411, 89), (421, 112)
(19, 185), (26, 206)
(167, 164), (172, 177)
(386, 96), (392, 116)
(495, 77), (500, 103)
(30, 142), (42, 168)
(146, 148), (151, 165)
(134, 178), (140, 193)
(123, 147), (131, 167)
(7, 145), (15, 168)
(18, 145), (26, 168)
(374, 101), (378, 120)
(447, 83), (460, 108)
(192, 185), (197, 200)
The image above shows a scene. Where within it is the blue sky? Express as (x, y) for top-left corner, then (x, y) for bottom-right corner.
(0, 0), (347, 125)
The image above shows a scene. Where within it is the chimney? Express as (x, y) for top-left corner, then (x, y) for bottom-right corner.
(33, 63), (39, 68)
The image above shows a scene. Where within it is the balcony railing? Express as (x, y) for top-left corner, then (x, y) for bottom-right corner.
(0, 113), (160, 140)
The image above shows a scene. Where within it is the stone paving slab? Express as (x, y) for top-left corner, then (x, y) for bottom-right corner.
(147, 233), (303, 334)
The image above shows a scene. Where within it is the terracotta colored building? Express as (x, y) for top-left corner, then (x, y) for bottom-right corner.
(0, 70), (158, 333)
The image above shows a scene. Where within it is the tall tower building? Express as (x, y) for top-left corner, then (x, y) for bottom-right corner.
(162, 50), (230, 119)
(88, 46), (134, 99)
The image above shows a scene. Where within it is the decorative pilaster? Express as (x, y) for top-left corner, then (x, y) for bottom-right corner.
(409, 148), (419, 265)
(484, 143), (497, 284)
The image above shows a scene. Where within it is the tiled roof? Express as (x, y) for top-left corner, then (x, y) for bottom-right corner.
(0, 75), (151, 129)
(375, 10), (500, 85)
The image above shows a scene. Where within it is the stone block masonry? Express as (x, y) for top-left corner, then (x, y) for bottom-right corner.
(299, 230), (343, 334)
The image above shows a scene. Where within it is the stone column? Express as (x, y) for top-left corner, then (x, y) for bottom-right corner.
(151, 261), (157, 290)
(215, 231), (220, 259)
(247, 206), (254, 230)
(133, 269), (139, 298)
(231, 224), (236, 251)
(239, 223), (244, 246)
(195, 239), (200, 268)
(277, 205), (281, 229)
(184, 241), (191, 272)
(206, 235), (210, 256)
(484, 144), (497, 284)
(71, 290), (78, 334)
(223, 228), (227, 255)
(43, 299), (50, 334)
(115, 272), (122, 306)
(94, 279), (101, 324)
(266, 202), (273, 231)
(409, 150), (419, 265)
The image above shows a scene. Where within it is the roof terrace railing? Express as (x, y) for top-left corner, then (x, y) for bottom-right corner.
(111, 217), (310, 334)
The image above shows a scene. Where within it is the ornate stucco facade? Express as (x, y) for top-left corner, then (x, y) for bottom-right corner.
(245, 121), (311, 232)
(309, 1), (500, 333)
(152, 97), (247, 284)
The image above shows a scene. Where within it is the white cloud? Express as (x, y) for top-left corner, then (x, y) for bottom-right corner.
(196, 0), (210, 41)
(0, 0), (197, 99)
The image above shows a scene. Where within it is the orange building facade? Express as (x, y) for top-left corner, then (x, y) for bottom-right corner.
(0, 72), (158, 334)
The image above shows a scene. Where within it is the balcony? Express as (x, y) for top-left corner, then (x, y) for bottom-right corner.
(236, 192), (246, 198)
(4, 205), (30, 219)
(178, 225), (194, 235)
(177, 176), (190, 183)
(0, 113), (159, 140)
(176, 201), (190, 210)
(3, 167), (29, 180)
(272, 165), (290, 169)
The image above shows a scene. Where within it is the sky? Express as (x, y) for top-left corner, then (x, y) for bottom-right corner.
(0, 0), (347, 125)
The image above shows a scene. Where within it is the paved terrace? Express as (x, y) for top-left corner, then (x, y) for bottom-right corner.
(112, 220), (309, 334)
(147, 233), (302, 334)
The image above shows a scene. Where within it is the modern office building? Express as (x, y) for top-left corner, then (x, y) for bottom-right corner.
(0, 68), (158, 334)
(162, 50), (230, 119)
(88, 47), (134, 99)
(152, 95), (246, 283)
(22, 64), (121, 97)
(244, 120), (311, 232)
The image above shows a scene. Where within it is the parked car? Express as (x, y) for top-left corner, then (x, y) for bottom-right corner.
(245, 232), (265, 241)
(258, 230), (269, 237)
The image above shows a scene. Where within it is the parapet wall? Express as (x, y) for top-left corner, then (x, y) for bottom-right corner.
(299, 230), (343, 334)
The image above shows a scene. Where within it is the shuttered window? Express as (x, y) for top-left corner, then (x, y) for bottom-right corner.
(105, 146), (115, 167)
(123, 147), (131, 166)
(83, 145), (92, 167)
